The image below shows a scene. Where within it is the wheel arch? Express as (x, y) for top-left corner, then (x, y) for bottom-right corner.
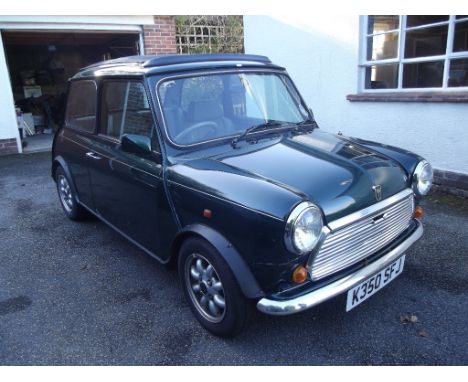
(52, 156), (80, 204)
(171, 224), (264, 299)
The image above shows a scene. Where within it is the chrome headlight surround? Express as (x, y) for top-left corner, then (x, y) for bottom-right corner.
(412, 160), (433, 196)
(285, 201), (324, 255)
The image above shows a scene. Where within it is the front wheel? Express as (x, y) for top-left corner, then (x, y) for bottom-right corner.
(178, 237), (252, 337)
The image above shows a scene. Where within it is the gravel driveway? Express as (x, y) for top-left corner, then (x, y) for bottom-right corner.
(0, 152), (467, 365)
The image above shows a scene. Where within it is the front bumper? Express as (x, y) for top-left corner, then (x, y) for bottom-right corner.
(256, 219), (423, 315)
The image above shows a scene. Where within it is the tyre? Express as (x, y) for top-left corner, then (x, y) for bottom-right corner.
(178, 237), (252, 337)
(55, 166), (87, 221)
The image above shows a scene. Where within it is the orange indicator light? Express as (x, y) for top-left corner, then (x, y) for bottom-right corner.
(414, 206), (424, 219)
(292, 266), (308, 284)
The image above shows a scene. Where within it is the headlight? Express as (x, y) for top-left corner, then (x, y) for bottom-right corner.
(412, 160), (433, 196)
(285, 202), (323, 254)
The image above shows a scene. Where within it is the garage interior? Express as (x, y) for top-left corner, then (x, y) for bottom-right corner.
(2, 30), (141, 153)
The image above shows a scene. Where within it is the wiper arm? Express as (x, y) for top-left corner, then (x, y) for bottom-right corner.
(296, 118), (317, 126)
(290, 118), (319, 136)
(231, 121), (286, 148)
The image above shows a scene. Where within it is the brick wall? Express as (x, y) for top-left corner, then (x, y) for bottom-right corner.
(433, 169), (468, 197)
(143, 16), (177, 55)
(0, 138), (19, 155)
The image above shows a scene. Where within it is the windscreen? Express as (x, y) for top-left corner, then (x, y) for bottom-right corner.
(158, 72), (309, 145)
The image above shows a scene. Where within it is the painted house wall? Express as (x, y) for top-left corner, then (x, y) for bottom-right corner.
(244, 15), (468, 175)
(0, 32), (20, 151)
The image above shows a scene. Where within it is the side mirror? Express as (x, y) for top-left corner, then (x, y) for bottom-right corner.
(121, 134), (152, 154)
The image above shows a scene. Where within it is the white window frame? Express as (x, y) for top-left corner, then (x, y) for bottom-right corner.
(359, 15), (468, 92)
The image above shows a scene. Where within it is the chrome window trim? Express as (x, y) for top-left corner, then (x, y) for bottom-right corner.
(153, 68), (310, 149)
(326, 188), (413, 232)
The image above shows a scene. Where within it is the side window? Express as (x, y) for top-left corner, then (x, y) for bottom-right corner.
(101, 80), (159, 151)
(65, 80), (97, 133)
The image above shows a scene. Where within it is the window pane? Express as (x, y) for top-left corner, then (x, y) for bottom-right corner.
(159, 73), (308, 145)
(102, 81), (126, 138)
(365, 64), (399, 89)
(454, 20), (468, 52)
(65, 81), (97, 133)
(367, 16), (399, 34)
(456, 16), (468, 19)
(448, 59), (468, 87)
(101, 81), (154, 139)
(123, 82), (154, 137)
(367, 32), (399, 60)
(403, 61), (444, 88)
(406, 15), (449, 28)
(404, 25), (448, 58)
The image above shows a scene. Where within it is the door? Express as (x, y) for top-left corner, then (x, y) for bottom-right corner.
(60, 80), (98, 209)
(87, 78), (170, 257)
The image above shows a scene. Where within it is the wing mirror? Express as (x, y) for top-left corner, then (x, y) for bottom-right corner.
(121, 134), (152, 154)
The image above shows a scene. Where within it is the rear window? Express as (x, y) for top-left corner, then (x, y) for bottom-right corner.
(65, 80), (97, 133)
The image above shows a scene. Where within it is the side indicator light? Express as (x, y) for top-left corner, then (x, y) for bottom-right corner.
(203, 209), (212, 219)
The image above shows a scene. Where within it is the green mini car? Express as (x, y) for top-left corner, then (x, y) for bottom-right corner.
(52, 54), (433, 336)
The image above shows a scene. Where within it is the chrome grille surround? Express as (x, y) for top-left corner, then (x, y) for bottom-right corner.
(308, 189), (414, 281)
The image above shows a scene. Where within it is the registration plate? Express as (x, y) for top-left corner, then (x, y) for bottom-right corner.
(346, 255), (406, 312)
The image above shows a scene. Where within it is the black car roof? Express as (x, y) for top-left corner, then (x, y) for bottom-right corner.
(83, 53), (272, 69)
(73, 54), (283, 79)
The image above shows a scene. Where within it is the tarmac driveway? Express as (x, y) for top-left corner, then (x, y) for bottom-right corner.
(0, 152), (467, 365)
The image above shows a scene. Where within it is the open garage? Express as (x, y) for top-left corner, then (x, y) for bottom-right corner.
(0, 15), (175, 156)
(2, 30), (141, 152)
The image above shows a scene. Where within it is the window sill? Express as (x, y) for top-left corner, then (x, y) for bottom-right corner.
(346, 92), (468, 103)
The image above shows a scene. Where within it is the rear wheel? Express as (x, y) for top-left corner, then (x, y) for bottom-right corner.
(55, 166), (87, 220)
(178, 237), (252, 337)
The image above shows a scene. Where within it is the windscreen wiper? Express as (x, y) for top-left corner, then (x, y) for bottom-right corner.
(290, 118), (319, 135)
(296, 118), (317, 126)
(231, 121), (287, 148)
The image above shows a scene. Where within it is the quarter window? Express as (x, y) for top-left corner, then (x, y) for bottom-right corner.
(362, 15), (468, 91)
(65, 80), (97, 133)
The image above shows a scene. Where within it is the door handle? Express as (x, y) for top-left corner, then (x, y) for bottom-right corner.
(86, 152), (102, 160)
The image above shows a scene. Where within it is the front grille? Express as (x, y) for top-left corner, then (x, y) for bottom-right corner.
(309, 191), (414, 281)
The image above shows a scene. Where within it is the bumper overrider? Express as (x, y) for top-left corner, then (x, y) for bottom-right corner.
(257, 219), (423, 315)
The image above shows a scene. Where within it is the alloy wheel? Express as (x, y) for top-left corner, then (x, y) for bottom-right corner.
(58, 175), (74, 213)
(184, 253), (226, 323)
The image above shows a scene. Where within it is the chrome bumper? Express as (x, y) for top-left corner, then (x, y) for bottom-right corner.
(257, 221), (423, 316)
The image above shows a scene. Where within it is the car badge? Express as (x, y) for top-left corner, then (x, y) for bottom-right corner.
(372, 185), (382, 201)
